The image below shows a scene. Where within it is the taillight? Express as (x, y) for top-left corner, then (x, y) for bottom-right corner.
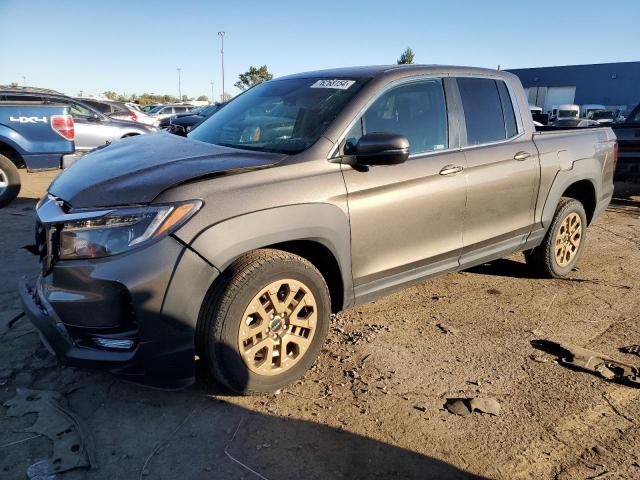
(613, 142), (619, 170)
(51, 114), (74, 140)
(129, 112), (138, 122)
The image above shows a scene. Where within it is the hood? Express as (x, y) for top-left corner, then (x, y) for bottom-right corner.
(49, 132), (286, 208)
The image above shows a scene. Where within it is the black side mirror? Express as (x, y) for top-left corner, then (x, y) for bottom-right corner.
(352, 132), (409, 166)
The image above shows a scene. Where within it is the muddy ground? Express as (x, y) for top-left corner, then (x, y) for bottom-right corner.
(1, 170), (639, 479)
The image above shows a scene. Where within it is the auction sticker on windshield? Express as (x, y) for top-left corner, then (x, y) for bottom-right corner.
(310, 79), (356, 90)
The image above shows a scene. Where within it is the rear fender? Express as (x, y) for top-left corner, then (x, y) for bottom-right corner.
(540, 159), (601, 228)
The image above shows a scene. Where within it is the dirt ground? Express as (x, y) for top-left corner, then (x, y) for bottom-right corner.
(1, 170), (639, 480)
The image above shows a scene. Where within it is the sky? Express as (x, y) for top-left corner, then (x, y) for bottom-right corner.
(1, 0), (639, 101)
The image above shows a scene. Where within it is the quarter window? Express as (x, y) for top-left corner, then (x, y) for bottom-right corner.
(497, 81), (518, 138)
(458, 77), (515, 145)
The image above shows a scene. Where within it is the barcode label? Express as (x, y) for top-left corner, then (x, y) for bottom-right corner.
(310, 79), (356, 90)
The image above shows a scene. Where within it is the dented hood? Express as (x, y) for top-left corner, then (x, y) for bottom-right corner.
(49, 133), (286, 208)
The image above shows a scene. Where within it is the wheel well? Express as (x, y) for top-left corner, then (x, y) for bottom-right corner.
(562, 180), (596, 224)
(121, 133), (140, 138)
(0, 141), (25, 168)
(265, 240), (344, 313)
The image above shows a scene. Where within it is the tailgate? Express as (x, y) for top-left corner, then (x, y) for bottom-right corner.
(0, 105), (75, 155)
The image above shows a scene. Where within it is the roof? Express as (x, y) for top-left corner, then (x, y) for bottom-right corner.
(0, 85), (64, 95)
(278, 64), (507, 81)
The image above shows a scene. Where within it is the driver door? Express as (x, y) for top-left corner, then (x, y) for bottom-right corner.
(340, 78), (467, 302)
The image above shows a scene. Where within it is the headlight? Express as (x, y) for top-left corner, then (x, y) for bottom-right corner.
(58, 201), (202, 260)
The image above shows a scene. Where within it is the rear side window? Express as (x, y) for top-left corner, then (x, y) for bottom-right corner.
(496, 81), (517, 138)
(458, 77), (510, 145)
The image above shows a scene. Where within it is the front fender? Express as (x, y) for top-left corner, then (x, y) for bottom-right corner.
(184, 203), (354, 309)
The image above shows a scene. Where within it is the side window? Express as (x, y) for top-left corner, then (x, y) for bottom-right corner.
(496, 81), (518, 138)
(457, 77), (506, 145)
(358, 79), (448, 155)
(68, 102), (95, 120)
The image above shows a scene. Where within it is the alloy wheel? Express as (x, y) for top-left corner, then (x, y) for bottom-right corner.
(238, 278), (317, 376)
(555, 212), (582, 267)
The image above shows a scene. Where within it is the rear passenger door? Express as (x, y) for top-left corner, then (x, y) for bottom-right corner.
(455, 77), (539, 266)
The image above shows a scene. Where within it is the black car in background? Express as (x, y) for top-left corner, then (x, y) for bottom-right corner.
(612, 104), (640, 180)
(162, 103), (224, 134)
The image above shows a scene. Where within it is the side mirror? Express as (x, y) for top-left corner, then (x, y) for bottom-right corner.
(351, 132), (409, 166)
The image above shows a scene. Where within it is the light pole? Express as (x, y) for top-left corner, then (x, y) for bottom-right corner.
(21, 76), (26, 87)
(210, 81), (214, 103)
(217, 31), (225, 100)
(176, 67), (182, 102)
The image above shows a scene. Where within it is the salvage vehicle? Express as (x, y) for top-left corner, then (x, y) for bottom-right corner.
(0, 91), (156, 157)
(612, 103), (640, 180)
(20, 65), (616, 394)
(0, 102), (75, 206)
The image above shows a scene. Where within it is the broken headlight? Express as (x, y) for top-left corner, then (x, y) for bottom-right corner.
(58, 201), (202, 260)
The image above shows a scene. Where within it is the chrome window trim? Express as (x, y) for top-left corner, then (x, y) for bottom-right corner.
(328, 72), (527, 160)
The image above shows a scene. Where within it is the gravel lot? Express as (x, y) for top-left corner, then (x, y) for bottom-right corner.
(1, 171), (639, 479)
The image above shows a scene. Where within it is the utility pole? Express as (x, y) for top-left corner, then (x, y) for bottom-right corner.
(210, 81), (214, 103)
(217, 31), (225, 100)
(21, 76), (26, 87)
(177, 67), (182, 102)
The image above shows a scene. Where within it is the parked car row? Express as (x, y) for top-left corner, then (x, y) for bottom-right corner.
(161, 103), (224, 134)
(76, 98), (157, 125)
(0, 89), (158, 205)
(531, 103), (626, 125)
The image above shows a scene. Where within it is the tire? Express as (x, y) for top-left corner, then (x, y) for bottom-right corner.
(199, 249), (331, 394)
(525, 197), (588, 278)
(0, 154), (21, 208)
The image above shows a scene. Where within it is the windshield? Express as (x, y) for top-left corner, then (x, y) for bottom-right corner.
(591, 111), (613, 120)
(147, 105), (164, 113)
(188, 77), (367, 154)
(200, 104), (218, 116)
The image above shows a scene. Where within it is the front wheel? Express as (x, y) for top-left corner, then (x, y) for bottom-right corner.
(525, 197), (587, 278)
(0, 154), (21, 208)
(199, 249), (331, 394)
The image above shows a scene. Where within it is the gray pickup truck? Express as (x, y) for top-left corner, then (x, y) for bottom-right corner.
(20, 65), (616, 394)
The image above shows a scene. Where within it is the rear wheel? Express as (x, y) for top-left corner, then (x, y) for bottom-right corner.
(0, 154), (21, 208)
(525, 197), (587, 278)
(199, 249), (331, 394)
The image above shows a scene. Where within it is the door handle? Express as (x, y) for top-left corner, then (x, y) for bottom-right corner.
(514, 151), (531, 161)
(439, 164), (464, 176)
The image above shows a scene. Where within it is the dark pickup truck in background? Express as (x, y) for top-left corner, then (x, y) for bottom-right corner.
(612, 103), (640, 180)
(0, 103), (75, 206)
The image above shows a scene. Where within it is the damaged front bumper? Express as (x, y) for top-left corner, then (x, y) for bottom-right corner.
(19, 238), (220, 390)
